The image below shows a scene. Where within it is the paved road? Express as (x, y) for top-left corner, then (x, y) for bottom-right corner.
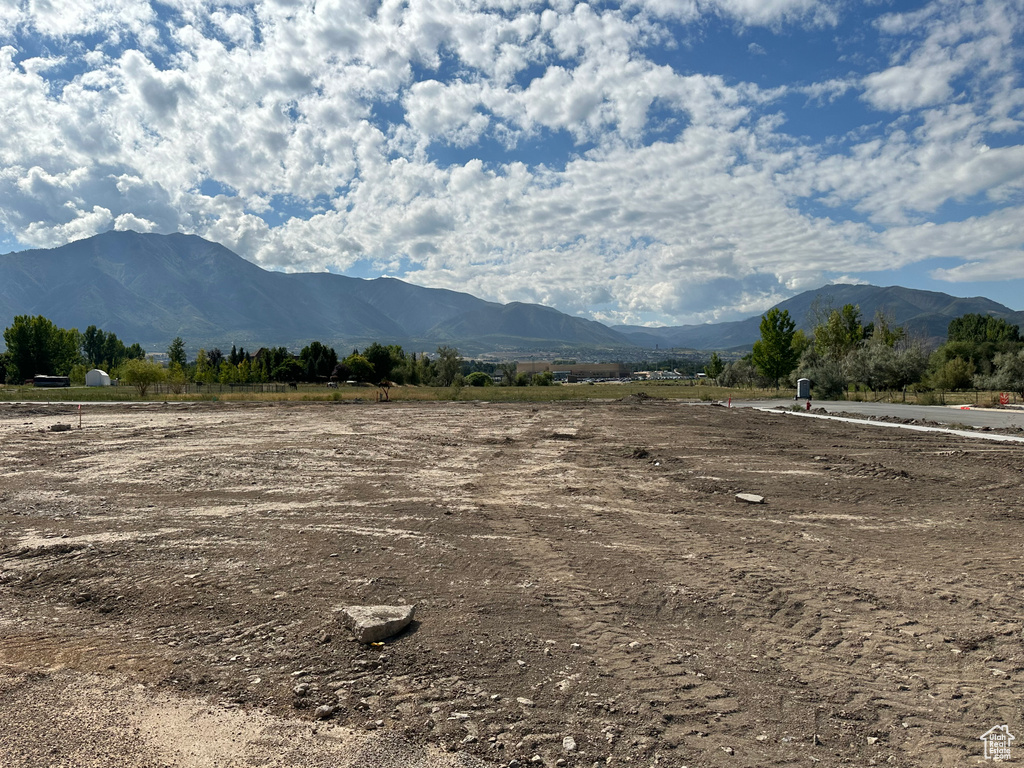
(731, 398), (1024, 431)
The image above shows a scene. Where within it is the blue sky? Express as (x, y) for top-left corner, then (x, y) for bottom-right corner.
(1, 0), (1023, 327)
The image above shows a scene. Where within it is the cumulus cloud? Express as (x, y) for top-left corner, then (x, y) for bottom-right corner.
(0, 0), (1022, 325)
(114, 212), (157, 231)
(886, 207), (1024, 283)
(627, 0), (837, 27)
(706, 0), (838, 27)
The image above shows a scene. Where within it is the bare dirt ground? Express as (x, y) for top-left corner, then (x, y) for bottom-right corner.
(1, 398), (1022, 767)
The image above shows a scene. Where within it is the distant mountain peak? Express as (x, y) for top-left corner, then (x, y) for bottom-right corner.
(3, 233), (1020, 354)
(0, 232), (635, 354)
(614, 283), (1022, 350)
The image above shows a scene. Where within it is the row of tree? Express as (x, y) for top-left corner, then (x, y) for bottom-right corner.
(1, 315), (146, 384)
(7, 310), (1022, 398)
(165, 340), (467, 387)
(716, 306), (1024, 399)
(0, 315), (551, 390)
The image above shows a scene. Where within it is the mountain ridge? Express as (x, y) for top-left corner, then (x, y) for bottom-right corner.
(0, 231), (635, 354)
(613, 284), (1024, 350)
(2, 231), (1022, 355)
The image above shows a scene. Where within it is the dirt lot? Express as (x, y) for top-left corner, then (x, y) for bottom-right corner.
(1, 398), (1022, 767)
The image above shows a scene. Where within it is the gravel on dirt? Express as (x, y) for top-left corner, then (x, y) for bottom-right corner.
(2, 399), (1023, 767)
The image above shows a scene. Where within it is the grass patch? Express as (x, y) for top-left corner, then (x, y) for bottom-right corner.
(4, 381), (1010, 406)
(1, 381), (793, 404)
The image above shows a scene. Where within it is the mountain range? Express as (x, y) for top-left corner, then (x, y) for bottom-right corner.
(1, 231), (1022, 356)
(613, 284), (1024, 350)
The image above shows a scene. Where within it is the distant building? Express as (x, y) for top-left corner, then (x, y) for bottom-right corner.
(85, 369), (111, 387)
(517, 361), (628, 380)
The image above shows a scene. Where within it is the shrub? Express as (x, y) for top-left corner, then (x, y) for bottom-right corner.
(118, 358), (166, 397)
(465, 372), (493, 387)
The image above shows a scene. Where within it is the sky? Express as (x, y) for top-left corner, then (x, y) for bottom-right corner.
(1, 0), (1023, 328)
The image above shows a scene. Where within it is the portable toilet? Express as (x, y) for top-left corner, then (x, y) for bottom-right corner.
(796, 377), (811, 399)
(85, 368), (111, 387)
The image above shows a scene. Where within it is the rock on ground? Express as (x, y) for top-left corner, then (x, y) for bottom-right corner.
(340, 604), (416, 643)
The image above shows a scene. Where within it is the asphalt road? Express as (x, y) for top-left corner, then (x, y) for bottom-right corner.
(732, 398), (1024, 431)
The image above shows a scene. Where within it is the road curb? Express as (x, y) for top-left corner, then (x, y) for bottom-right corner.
(755, 407), (1024, 444)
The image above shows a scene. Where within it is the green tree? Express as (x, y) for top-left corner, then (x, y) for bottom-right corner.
(751, 308), (799, 388)
(300, 341), (339, 382)
(992, 349), (1024, 398)
(703, 352), (724, 382)
(217, 360), (239, 384)
(391, 352), (418, 385)
(465, 371), (493, 387)
(207, 348), (224, 371)
(81, 325), (141, 369)
(238, 358), (253, 383)
(272, 357), (304, 382)
(417, 352), (435, 384)
(929, 355), (975, 395)
(533, 371), (554, 386)
(168, 337), (187, 368)
(343, 354), (375, 383)
(167, 363), (188, 394)
(948, 314), (1021, 346)
(434, 346), (462, 387)
(82, 325), (105, 367)
(800, 353), (848, 399)
(848, 334), (928, 400)
(362, 342), (398, 383)
(719, 358), (761, 388)
(867, 312), (906, 348)
(498, 361), (518, 386)
(69, 363), (88, 385)
(3, 315), (82, 381)
(194, 349), (213, 383)
(935, 313), (1022, 377)
(814, 304), (864, 361)
(118, 358), (166, 397)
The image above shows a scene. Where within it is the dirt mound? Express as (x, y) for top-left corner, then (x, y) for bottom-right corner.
(617, 391), (664, 404)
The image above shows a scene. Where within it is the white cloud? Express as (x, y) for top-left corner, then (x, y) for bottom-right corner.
(22, 204), (114, 248)
(705, 0), (838, 27)
(884, 207), (1024, 283)
(862, 62), (958, 111)
(1, 0), (1023, 325)
(210, 10), (255, 48)
(22, 0), (158, 45)
(114, 212), (156, 231)
(786, 0), (1024, 244)
(402, 79), (490, 149)
(627, 0), (837, 27)
(864, 0), (1020, 112)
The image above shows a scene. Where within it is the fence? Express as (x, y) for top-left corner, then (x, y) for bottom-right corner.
(142, 382), (290, 395)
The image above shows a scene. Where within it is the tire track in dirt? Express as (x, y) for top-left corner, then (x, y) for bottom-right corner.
(4, 401), (1024, 767)
(449, 405), (755, 765)
(450, 402), (1024, 766)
